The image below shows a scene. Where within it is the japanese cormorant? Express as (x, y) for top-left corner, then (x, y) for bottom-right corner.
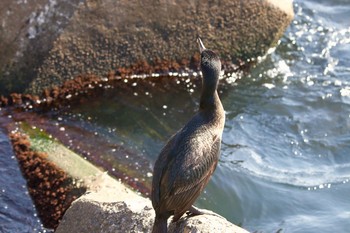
(151, 37), (225, 233)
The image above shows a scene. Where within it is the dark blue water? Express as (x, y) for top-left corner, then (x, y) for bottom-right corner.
(0, 126), (47, 232)
(1, 0), (350, 232)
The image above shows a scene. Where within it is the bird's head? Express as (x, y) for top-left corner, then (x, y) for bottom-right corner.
(196, 37), (221, 89)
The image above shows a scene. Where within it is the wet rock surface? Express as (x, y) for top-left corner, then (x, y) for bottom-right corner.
(0, 0), (293, 95)
(1, 104), (153, 192)
(1, 103), (146, 229)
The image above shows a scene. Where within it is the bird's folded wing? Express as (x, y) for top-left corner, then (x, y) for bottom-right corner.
(166, 136), (221, 196)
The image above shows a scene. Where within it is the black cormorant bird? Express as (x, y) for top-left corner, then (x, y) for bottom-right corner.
(151, 37), (225, 233)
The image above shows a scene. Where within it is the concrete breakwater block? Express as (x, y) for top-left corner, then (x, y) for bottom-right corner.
(0, 0), (293, 95)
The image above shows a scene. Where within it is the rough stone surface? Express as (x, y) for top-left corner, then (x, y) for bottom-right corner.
(168, 211), (248, 233)
(0, 0), (293, 95)
(56, 173), (249, 233)
(0, 0), (81, 95)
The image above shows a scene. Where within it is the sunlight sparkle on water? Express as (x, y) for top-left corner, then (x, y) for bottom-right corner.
(262, 83), (275, 89)
(307, 183), (332, 191)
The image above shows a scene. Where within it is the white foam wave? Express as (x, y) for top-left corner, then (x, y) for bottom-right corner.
(340, 87), (350, 97)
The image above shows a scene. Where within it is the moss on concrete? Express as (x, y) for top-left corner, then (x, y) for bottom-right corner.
(21, 122), (102, 180)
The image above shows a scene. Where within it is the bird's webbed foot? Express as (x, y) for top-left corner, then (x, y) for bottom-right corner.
(186, 205), (205, 217)
(186, 205), (222, 218)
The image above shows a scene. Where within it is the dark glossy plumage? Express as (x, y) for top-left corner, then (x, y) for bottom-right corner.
(151, 38), (225, 233)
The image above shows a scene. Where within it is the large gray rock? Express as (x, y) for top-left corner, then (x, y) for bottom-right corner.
(0, 0), (294, 95)
(55, 173), (249, 233)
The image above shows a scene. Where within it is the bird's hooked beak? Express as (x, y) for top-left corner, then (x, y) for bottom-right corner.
(197, 37), (206, 53)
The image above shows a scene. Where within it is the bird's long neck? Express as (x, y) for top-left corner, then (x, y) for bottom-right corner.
(199, 81), (223, 115)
